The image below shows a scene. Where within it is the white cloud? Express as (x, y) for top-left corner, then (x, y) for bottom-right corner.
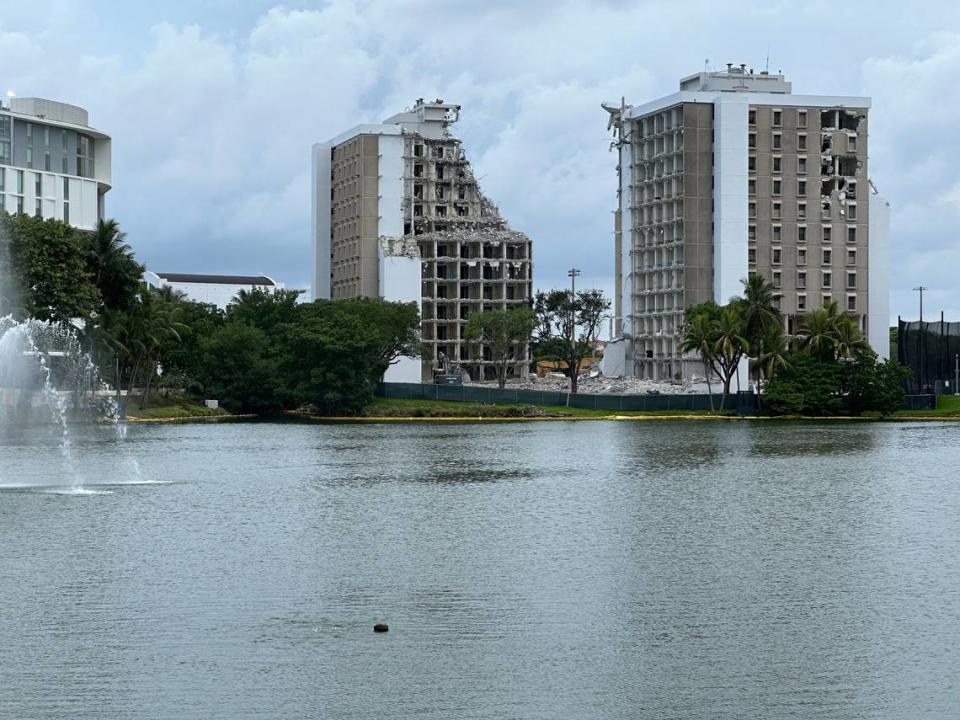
(2, 1), (960, 320)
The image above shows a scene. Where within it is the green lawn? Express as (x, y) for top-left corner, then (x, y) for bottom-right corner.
(896, 394), (960, 417)
(363, 397), (723, 419)
(123, 395), (231, 420)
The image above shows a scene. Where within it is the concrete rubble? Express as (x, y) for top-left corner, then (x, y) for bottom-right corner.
(465, 372), (694, 395)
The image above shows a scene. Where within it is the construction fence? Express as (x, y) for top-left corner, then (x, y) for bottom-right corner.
(376, 382), (936, 414)
(377, 382), (751, 412)
(898, 319), (960, 394)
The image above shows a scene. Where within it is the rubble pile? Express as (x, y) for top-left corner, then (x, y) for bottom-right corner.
(466, 373), (692, 396)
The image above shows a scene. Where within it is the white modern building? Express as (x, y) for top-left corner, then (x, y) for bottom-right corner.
(604, 65), (889, 381)
(312, 99), (534, 383)
(0, 96), (111, 230)
(143, 272), (283, 310)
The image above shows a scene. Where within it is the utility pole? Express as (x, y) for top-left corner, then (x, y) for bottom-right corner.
(568, 268), (581, 298)
(914, 286), (928, 392)
(566, 268), (581, 402)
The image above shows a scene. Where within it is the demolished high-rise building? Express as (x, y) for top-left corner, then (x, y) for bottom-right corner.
(312, 99), (534, 383)
(603, 66), (889, 381)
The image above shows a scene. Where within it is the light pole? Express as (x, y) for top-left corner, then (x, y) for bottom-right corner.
(955, 353), (958, 396)
(566, 268), (581, 401)
(913, 286), (927, 391)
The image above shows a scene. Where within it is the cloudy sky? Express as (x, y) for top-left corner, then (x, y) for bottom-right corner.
(2, 1), (959, 324)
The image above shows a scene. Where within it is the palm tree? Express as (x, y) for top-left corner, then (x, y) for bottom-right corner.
(713, 304), (750, 410)
(681, 313), (719, 411)
(754, 322), (790, 389)
(833, 315), (869, 360)
(797, 301), (841, 361)
(86, 219), (134, 287)
(737, 275), (781, 387)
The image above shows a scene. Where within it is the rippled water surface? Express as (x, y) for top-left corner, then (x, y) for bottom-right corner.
(1, 420), (959, 719)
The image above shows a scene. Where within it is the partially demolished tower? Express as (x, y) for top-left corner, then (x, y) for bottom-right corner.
(604, 66), (889, 381)
(313, 99), (533, 384)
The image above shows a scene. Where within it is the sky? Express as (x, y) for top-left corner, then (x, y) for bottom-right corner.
(1, 0), (959, 325)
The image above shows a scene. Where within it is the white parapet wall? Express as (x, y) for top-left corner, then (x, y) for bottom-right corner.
(868, 192), (890, 359)
(378, 237), (422, 383)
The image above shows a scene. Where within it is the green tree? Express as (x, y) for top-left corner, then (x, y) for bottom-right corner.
(4, 214), (100, 322)
(685, 301), (748, 410)
(199, 323), (281, 413)
(534, 288), (610, 394)
(841, 350), (911, 416)
(763, 353), (843, 416)
(680, 311), (720, 411)
(82, 219), (143, 311)
(464, 307), (535, 388)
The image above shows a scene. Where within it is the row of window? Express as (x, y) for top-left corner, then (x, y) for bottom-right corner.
(759, 269), (859, 290)
(748, 224), (858, 244)
(748, 131), (857, 153)
(749, 108), (808, 128)
(749, 199), (860, 223)
(752, 247), (858, 266)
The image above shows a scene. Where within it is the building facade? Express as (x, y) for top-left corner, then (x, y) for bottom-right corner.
(605, 66), (889, 381)
(312, 99), (534, 383)
(143, 272), (283, 310)
(0, 97), (111, 231)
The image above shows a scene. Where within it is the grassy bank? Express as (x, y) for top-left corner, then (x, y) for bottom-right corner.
(123, 396), (233, 421)
(895, 394), (960, 417)
(352, 397), (723, 419)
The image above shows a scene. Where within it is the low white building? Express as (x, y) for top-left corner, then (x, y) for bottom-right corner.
(143, 272), (283, 310)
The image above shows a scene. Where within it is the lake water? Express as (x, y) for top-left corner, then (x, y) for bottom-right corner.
(1, 419), (958, 719)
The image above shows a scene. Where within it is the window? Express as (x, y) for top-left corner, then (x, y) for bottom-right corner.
(772, 156), (782, 173)
(798, 156), (807, 174)
(847, 272), (857, 289)
(798, 134), (807, 150)
(846, 248), (856, 265)
(15, 169), (23, 194)
(798, 202), (807, 219)
(772, 247), (782, 265)
(25, 122), (32, 143)
(62, 156), (68, 174)
(772, 202), (781, 219)
(16, 195), (22, 214)
(798, 293), (807, 310)
(62, 129), (67, 151)
(798, 110), (808, 128)
(772, 132), (782, 149)
(25, 147), (32, 168)
(847, 226), (857, 244)
(35, 173), (41, 197)
(823, 249), (832, 265)
(823, 226), (832, 243)
(848, 135), (857, 152)
(63, 202), (69, 224)
(748, 132), (756, 149)
(773, 270), (782, 288)
(823, 293), (832, 306)
(0, 116), (9, 138)
(44, 152), (50, 171)
(773, 225), (782, 243)
(0, 140), (9, 164)
(748, 224), (756, 241)
(43, 127), (49, 147)
(773, 109), (782, 127)
(847, 181), (857, 199)
(847, 203), (857, 220)
(749, 109), (756, 125)
(798, 225), (807, 243)
(34, 198), (41, 217)
(797, 271), (807, 289)
(798, 247), (807, 265)
(798, 180), (806, 195)
(847, 295), (857, 311)
(749, 178), (756, 195)
(63, 177), (69, 200)
(772, 179), (782, 196)
(749, 201), (756, 218)
(823, 271), (832, 288)
(748, 156), (756, 172)
(748, 247), (756, 264)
